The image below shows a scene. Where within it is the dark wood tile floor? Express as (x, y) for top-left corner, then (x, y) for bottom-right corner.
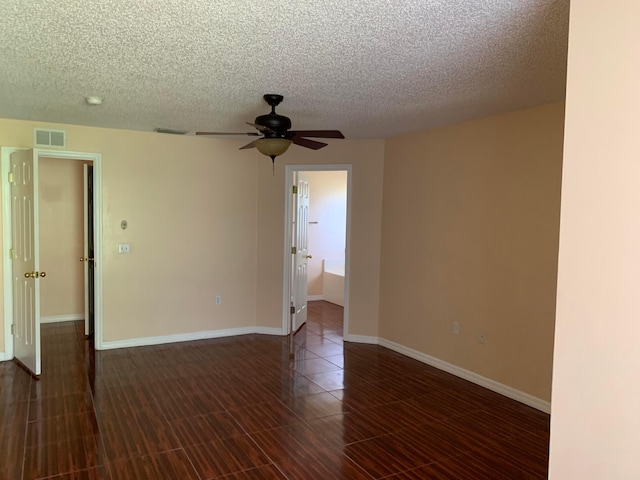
(0, 301), (550, 479)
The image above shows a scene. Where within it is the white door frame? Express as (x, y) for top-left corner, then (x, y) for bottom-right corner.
(1, 147), (104, 358)
(282, 164), (352, 339)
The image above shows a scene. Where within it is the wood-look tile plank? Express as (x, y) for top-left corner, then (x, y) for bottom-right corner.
(26, 410), (100, 447)
(32, 465), (113, 480)
(0, 419), (26, 480)
(169, 411), (246, 447)
(343, 433), (441, 478)
(228, 400), (302, 434)
(98, 407), (179, 462)
(28, 391), (94, 421)
(306, 411), (389, 446)
(23, 434), (107, 480)
(185, 435), (271, 479)
(275, 448), (375, 480)
(259, 374), (325, 402)
(217, 464), (288, 479)
(383, 460), (465, 479)
(249, 423), (334, 464)
(284, 391), (346, 420)
(108, 449), (199, 480)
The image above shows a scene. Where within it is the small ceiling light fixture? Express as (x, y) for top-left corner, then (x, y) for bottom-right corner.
(85, 96), (103, 105)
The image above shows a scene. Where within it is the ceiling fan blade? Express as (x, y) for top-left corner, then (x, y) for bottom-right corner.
(288, 130), (345, 139)
(291, 136), (328, 150)
(196, 132), (260, 136)
(246, 122), (275, 134)
(239, 141), (257, 150)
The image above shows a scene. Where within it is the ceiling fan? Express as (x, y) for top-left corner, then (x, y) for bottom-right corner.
(196, 94), (345, 166)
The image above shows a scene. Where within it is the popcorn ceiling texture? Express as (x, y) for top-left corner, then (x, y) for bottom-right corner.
(0, 0), (569, 138)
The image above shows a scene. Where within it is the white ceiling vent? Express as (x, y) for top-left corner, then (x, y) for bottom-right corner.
(34, 128), (66, 148)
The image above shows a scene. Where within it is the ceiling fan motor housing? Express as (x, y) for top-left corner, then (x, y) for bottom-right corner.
(254, 112), (291, 138)
(256, 94), (292, 138)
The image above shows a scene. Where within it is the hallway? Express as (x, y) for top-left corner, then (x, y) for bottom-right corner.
(0, 301), (549, 479)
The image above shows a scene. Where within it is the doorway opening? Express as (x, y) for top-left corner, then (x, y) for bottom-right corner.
(282, 165), (351, 347)
(1, 148), (103, 377)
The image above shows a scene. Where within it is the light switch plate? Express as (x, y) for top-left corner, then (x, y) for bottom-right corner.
(118, 243), (130, 254)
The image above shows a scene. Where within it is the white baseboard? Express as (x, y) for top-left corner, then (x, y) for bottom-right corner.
(307, 295), (324, 301)
(0, 351), (10, 362)
(378, 338), (551, 414)
(41, 314), (84, 324)
(345, 334), (379, 344)
(254, 327), (284, 336)
(100, 326), (285, 350)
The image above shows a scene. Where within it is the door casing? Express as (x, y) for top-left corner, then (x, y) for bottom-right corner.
(1, 147), (104, 358)
(282, 164), (352, 339)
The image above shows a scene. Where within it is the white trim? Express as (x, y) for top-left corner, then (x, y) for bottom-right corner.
(378, 337), (551, 414)
(101, 326), (284, 350)
(282, 164), (352, 340)
(41, 314), (84, 324)
(0, 352), (9, 362)
(344, 334), (379, 344)
(307, 295), (324, 301)
(254, 327), (283, 336)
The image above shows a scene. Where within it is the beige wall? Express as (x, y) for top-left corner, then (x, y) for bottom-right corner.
(0, 119), (259, 343)
(0, 120), (384, 349)
(39, 158), (85, 318)
(256, 141), (384, 338)
(306, 171), (347, 296)
(549, 1), (640, 478)
(380, 102), (564, 401)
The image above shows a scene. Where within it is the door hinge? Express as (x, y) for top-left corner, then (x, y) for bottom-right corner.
(8, 171), (13, 184)
(292, 185), (298, 194)
(291, 246), (297, 254)
(11, 324), (15, 335)
(8, 248), (14, 259)
(290, 305), (296, 314)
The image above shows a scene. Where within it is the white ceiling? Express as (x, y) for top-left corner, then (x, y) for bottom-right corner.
(0, 0), (569, 139)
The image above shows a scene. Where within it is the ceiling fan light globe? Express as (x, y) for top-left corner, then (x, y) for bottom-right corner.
(254, 138), (292, 157)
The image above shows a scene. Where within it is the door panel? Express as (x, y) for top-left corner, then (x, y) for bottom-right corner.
(293, 173), (310, 331)
(11, 149), (41, 376)
(83, 164), (95, 337)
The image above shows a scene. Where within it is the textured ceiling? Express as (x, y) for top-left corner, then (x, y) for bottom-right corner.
(0, 0), (569, 139)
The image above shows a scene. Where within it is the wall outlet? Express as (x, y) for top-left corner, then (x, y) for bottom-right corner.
(477, 331), (487, 344)
(452, 321), (460, 335)
(118, 243), (130, 254)
(215, 295), (222, 305)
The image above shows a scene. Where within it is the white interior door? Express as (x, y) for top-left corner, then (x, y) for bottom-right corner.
(293, 173), (310, 331)
(10, 149), (41, 376)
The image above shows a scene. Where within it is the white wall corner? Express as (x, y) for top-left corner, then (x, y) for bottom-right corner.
(378, 337), (551, 414)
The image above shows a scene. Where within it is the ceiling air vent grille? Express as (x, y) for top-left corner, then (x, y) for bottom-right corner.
(34, 129), (66, 148)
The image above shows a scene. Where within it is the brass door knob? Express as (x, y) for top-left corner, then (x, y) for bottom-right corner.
(80, 257), (86, 262)
(24, 272), (46, 278)
(305, 255), (313, 259)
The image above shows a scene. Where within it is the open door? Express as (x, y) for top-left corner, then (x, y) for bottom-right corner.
(292, 173), (310, 331)
(10, 149), (42, 377)
(83, 164), (95, 338)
